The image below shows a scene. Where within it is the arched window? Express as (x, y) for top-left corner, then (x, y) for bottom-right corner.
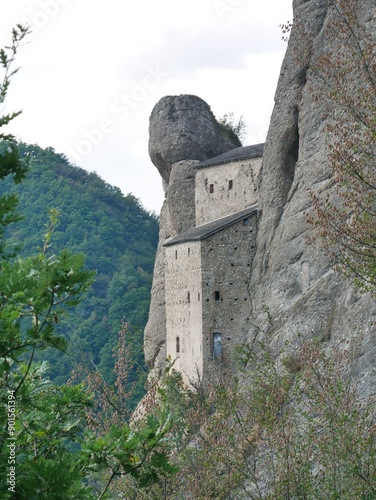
(176, 336), (180, 353)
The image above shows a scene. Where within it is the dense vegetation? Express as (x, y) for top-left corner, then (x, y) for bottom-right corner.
(0, 142), (159, 402)
(1, 25), (176, 499)
(140, 335), (376, 499)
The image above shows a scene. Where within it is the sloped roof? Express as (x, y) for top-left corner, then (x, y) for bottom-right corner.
(194, 143), (264, 169)
(164, 205), (258, 247)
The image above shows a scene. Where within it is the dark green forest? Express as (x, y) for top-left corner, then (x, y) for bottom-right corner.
(0, 142), (158, 404)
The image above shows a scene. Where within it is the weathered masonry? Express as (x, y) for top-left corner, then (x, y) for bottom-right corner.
(163, 144), (263, 385)
(195, 143), (263, 226)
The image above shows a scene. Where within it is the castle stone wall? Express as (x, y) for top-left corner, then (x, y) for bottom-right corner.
(200, 213), (258, 381)
(165, 241), (203, 383)
(195, 157), (261, 226)
(164, 212), (257, 386)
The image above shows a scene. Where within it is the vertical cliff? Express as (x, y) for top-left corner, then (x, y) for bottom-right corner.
(250, 0), (376, 398)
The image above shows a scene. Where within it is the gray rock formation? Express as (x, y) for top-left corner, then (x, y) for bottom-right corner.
(148, 94), (241, 184)
(143, 159), (197, 370)
(250, 0), (376, 399)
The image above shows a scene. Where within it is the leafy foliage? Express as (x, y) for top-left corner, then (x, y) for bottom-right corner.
(0, 206), (95, 498)
(150, 339), (376, 499)
(0, 27), (178, 498)
(0, 24), (30, 138)
(0, 25), (30, 259)
(218, 111), (246, 145)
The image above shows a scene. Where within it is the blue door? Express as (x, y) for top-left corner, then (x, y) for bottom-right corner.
(213, 332), (222, 358)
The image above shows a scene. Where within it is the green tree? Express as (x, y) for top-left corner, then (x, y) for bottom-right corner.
(0, 27), (95, 497)
(218, 111), (246, 145)
(0, 24), (30, 258)
(0, 27), (176, 499)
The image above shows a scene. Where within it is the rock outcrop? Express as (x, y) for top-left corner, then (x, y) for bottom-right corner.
(148, 94), (241, 185)
(249, 0), (376, 399)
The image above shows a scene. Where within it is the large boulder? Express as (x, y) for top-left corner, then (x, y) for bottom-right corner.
(148, 94), (241, 184)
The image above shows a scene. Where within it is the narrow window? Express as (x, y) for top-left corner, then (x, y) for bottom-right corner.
(176, 336), (180, 353)
(209, 183), (214, 193)
(198, 292), (201, 301)
(228, 179), (233, 190)
(187, 292), (190, 303)
(213, 332), (222, 358)
(243, 218), (249, 226)
(188, 247), (190, 256)
(175, 250), (178, 259)
(214, 291), (221, 301)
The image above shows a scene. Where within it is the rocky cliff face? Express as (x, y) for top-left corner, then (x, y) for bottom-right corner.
(250, 0), (376, 399)
(144, 1), (376, 394)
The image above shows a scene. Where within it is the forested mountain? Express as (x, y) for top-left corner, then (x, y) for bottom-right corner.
(0, 143), (158, 404)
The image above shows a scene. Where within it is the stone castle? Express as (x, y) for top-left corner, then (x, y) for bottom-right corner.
(164, 144), (262, 384)
(144, 0), (376, 396)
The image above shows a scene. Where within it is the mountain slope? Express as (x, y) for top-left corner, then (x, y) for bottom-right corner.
(0, 143), (159, 404)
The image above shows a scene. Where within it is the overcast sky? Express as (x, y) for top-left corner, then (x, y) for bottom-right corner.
(1, 0), (292, 213)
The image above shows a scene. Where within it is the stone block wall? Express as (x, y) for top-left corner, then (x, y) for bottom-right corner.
(165, 241), (203, 383)
(201, 212), (258, 382)
(195, 157), (261, 226)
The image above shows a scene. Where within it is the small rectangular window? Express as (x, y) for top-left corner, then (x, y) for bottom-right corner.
(214, 291), (221, 301)
(228, 180), (233, 190)
(209, 183), (214, 193)
(187, 292), (190, 303)
(175, 250), (178, 259)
